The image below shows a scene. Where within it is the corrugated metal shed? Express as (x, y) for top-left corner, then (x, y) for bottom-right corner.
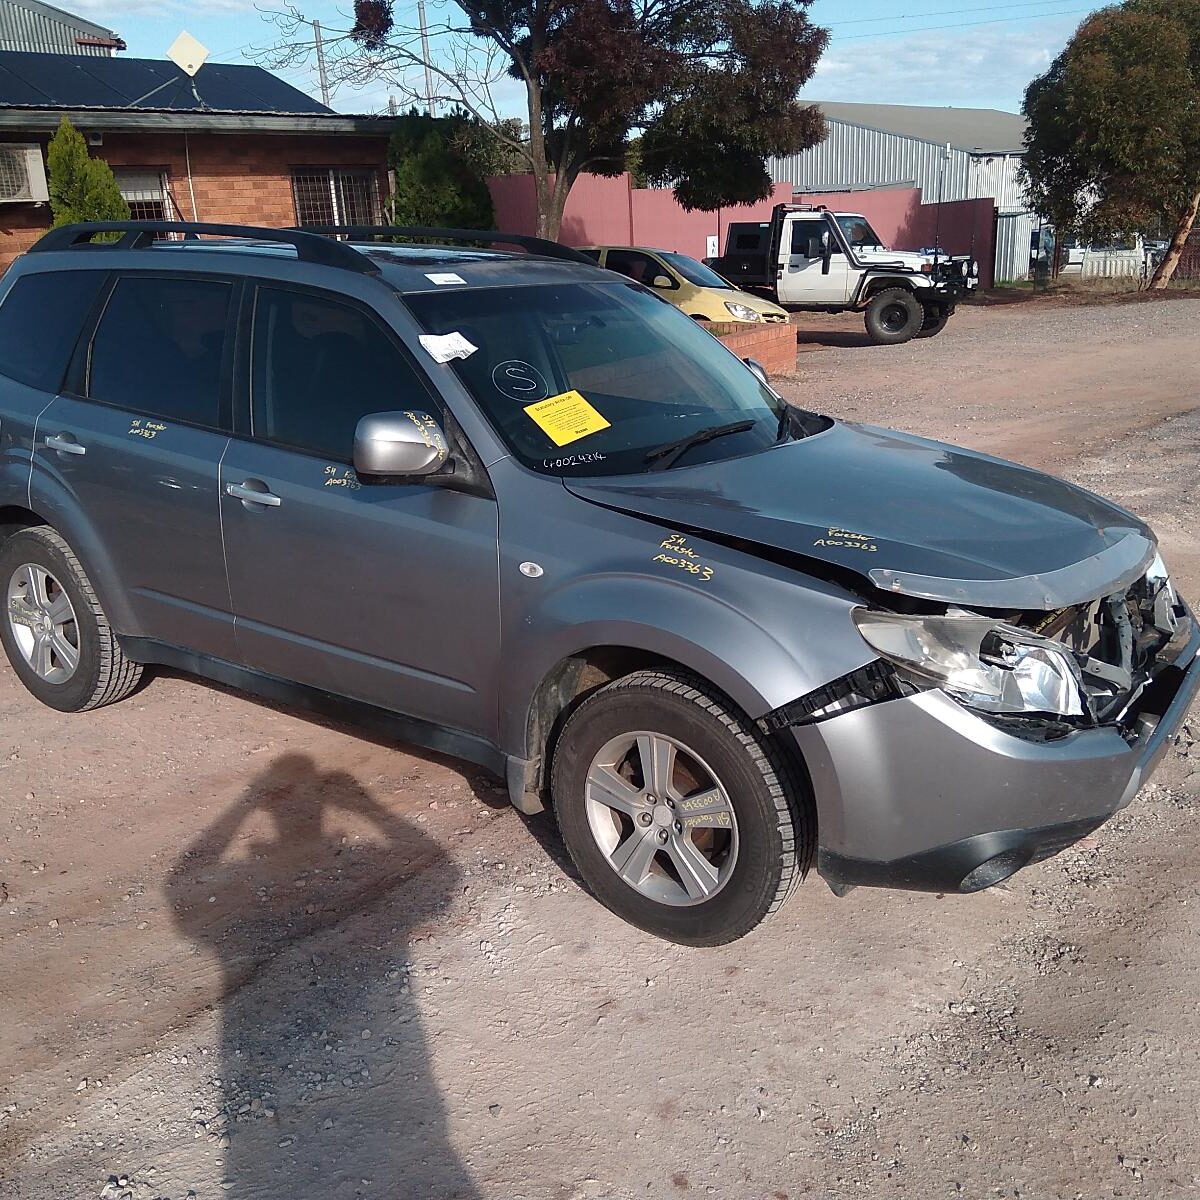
(0, 1), (123, 57)
(770, 101), (1037, 281)
(0, 50), (333, 114)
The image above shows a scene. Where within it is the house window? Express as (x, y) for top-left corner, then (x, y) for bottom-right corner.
(113, 169), (172, 221)
(292, 168), (382, 227)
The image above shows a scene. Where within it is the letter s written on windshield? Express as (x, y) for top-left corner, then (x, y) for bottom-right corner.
(492, 360), (550, 403)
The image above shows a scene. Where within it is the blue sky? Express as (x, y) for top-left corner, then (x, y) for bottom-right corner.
(67, 0), (1103, 117)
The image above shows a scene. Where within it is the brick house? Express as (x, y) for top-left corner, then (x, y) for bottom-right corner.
(0, 49), (395, 270)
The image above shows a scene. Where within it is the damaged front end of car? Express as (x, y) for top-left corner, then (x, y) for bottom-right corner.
(764, 551), (1200, 897)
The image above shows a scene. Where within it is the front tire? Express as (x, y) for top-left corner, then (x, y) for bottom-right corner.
(864, 288), (922, 345)
(550, 670), (813, 946)
(0, 526), (143, 713)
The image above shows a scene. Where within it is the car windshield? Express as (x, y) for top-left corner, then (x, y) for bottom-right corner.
(837, 216), (886, 249)
(656, 252), (732, 290)
(404, 281), (788, 477)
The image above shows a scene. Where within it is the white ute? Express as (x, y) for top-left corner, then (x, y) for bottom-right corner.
(709, 203), (980, 345)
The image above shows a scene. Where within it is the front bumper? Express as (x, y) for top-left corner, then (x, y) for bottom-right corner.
(792, 621), (1200, 894)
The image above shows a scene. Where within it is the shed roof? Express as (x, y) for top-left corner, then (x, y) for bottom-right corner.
(812, 100), (1028, 155)
(0, 49), (331, 114)
(0, 1), (122, 49)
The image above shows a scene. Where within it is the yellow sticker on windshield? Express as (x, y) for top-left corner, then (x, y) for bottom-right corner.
(524, 390), (611, 447)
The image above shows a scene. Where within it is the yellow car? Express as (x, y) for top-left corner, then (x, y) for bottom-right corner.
(580, 245), (790, 324)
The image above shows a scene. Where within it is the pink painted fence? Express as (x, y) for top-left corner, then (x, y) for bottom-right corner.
(488, 173), (997, 288)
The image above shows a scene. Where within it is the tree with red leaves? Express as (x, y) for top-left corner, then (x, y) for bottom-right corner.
(263, 0), (827, 239)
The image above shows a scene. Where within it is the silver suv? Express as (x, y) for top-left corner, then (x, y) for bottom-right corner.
(0, 221), (1195, 945)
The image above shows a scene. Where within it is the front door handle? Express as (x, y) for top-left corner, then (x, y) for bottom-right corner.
(226, 481), (282, 508)
(46, 434), (86, 456)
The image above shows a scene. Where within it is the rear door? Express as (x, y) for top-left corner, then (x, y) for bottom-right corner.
(778, 216), (853, 304)
(33, 271), (238, 659)
(0, 269), (110, 505)
(218, 281), (501, 738)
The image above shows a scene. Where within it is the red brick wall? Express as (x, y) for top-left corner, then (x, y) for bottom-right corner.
(0, 129), (390, 272)
(711, 321), (797, 378)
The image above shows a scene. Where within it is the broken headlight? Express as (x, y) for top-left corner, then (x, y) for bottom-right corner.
(852, 609), (1086, 718)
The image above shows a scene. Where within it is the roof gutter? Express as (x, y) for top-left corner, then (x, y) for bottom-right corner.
(0, 108), (392, 135)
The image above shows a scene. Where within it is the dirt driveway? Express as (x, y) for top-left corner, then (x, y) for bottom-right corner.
(2, 299), (1198, 1200)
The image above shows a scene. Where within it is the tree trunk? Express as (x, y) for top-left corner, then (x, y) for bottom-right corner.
(1149, 188), (1200, 289)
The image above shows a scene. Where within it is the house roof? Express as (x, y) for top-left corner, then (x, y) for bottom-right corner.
(811, 100), (1028, 155)
(0, 49), (333, 114)
(0, 1), (123, 52)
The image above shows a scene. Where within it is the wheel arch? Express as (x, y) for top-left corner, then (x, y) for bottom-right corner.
(510, 637), (812, 818)
(858, 275), (920, 304)
(4, 486), (137, 633)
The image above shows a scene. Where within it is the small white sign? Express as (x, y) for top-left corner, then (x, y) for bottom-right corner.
(419, 332), (478, 363)
(706, 235), (720, 259)
(167, 31), (210, 77)
(425, 272), (467, 286)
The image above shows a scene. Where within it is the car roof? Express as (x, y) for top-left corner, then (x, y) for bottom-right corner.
(20, 229), (611, 295)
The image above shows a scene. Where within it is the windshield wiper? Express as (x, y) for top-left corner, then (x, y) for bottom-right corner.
(644, 420), (755, 471)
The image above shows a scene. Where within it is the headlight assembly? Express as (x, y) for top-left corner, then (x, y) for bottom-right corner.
(724, 302), (761, 322)
(852, 609), (1086, 718)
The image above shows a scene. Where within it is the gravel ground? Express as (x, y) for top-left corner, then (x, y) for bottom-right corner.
(1, 298), (1198, 1200)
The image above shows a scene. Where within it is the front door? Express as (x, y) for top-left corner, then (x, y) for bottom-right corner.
(33, 272), (237, 659)
(778, 217), (853, 305)
(219, 282), (501, 739)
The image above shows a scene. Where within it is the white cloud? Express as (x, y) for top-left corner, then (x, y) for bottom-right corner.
(808, 15), (1085, 112)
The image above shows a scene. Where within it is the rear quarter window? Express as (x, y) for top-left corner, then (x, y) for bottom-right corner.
(0, 270), (107, 392)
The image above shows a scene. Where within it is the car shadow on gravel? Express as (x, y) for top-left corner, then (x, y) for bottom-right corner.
(792, 327), (878, 350)
(166, 753), (480, 1199)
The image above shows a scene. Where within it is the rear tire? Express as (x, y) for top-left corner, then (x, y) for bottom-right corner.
(864, 288), (922, 345)
(550, 670), (813, 946)
(0, 526), (143, 713)
(918, 303), (952, 338)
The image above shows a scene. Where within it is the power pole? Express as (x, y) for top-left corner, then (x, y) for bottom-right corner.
(417, 0), (436, 116)
(313, 19), (331, 108)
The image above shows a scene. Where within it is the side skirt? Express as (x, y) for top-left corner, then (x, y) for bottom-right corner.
(119, 636), (510, 781)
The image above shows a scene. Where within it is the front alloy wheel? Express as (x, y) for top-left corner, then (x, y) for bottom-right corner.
(585, 731), (739, 906)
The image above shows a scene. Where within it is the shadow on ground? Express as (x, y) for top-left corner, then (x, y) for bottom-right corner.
(166, 753), (480, 1199)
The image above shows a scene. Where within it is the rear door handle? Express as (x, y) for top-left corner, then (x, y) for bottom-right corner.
(46, 434), (86, 456)
(226, 481), (282, 508)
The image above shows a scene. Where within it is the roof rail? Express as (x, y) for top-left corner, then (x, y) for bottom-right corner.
(296, 225), (596, 266)
(28, 221), (381, 276)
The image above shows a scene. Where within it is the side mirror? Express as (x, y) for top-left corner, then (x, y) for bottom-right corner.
(744, 358), (769, 387)
(651, 274), (673, 289)
(805, 236), (824, 260)
(353, 410), (449, 478)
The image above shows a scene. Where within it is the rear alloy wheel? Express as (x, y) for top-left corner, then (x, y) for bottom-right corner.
(0, 526), (143, 713)
(864, 288), (922, 345)
(551, 670), (813, 945)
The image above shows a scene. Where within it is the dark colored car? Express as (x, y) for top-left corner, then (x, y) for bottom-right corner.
(0, 221), (1194, 945)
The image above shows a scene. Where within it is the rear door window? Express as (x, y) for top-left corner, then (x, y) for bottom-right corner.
(249, 285), (434, 461)
(0, 271), (107, 392)
(87, 275), (234, 429)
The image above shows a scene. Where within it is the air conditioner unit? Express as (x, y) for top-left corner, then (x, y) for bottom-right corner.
(0, 144), (49, 204)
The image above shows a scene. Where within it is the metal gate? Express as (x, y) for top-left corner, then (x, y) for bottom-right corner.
(994, 211), (1037, 284)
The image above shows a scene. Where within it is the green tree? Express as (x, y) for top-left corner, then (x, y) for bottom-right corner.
(387, 109), (500, 228)
(46, 116), (129, 228)
(1021, 0), (1200, 287)
(265, 0), (827, 240)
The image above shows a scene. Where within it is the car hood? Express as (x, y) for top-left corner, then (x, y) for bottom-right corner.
(856, 247), (929, 270)
(564, 421), (1156, 609)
